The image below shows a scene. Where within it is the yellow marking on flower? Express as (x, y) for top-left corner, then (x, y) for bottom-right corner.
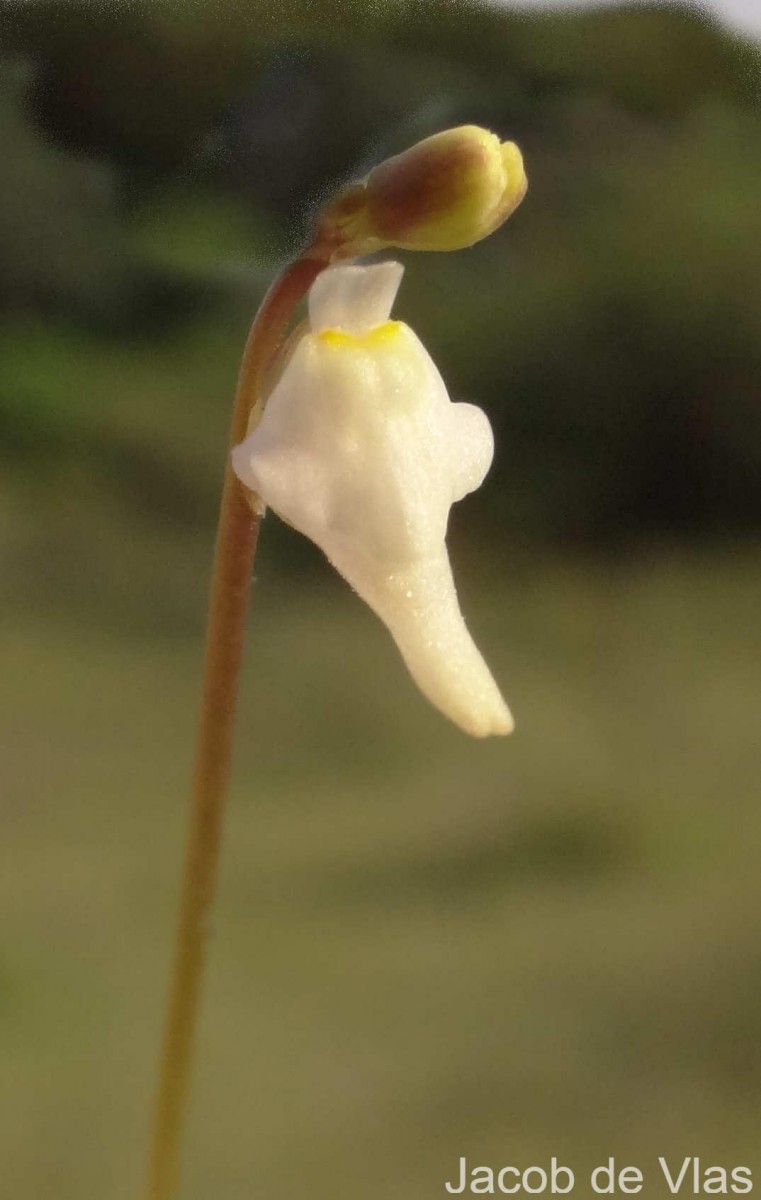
(318, 321), (404, 350)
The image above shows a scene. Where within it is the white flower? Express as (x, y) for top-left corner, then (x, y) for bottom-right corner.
(232, 261), (513, 737)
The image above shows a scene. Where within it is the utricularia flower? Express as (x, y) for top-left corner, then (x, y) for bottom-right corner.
(232, 261), (513, 738)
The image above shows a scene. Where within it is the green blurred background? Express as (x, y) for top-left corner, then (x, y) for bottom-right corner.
(2, 1), (761, 1196)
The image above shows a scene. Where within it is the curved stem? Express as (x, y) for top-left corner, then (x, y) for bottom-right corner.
(144, 253), (328, 1200)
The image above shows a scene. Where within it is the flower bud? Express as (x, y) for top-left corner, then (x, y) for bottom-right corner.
(317, 125), (527, 255)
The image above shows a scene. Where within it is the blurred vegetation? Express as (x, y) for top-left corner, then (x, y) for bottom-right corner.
(4, 549), (761, 1198)
(2, 3), (761, 1197)
(1, 0), (760, 595)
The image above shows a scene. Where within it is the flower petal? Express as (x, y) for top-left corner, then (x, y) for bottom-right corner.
(232, 263), (512, 736)
(308, 260), (404, 335)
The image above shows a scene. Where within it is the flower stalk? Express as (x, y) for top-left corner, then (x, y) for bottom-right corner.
(143, 253), (329, 1200)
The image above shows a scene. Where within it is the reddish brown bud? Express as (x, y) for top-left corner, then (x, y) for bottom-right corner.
(316, 125), (527, 256)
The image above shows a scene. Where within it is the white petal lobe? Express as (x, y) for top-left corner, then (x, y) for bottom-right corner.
(327, 545), (513, 737)
(308, 260), (404, 334)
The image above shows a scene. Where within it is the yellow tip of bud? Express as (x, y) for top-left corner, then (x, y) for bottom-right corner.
(316, 125), (527, 256)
